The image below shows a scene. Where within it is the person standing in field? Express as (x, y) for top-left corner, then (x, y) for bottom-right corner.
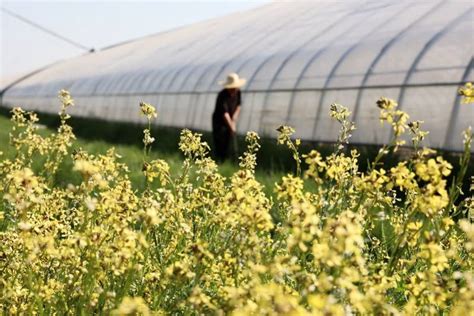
(212, 72), (246, 162)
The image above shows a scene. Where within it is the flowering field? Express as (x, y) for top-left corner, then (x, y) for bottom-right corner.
(0, 86), (473, 315)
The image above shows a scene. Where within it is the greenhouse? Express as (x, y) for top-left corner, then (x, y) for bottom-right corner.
(1, 0), (473, 151)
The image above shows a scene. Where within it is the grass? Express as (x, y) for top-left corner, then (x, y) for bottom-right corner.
(0, 105), (472, 199)
(0, 112), (285, 197)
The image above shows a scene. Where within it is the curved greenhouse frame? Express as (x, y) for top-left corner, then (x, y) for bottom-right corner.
(2, 0), (473, 151)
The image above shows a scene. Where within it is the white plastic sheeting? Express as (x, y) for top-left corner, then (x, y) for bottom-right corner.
(2, 0), (473, 151)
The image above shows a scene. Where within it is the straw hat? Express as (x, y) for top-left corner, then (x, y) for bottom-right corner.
(219, 72), (246, 89)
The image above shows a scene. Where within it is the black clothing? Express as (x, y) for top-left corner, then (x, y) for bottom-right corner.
(212, 89), (241, 130)
(212, 89), (241, 161)
(213, 128), (232, 162)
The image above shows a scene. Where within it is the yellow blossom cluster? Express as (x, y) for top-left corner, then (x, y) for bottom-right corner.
(329, 103), (356, 151)
(458, 82), (474, 104)
(377, 97), (410, 150)
(139, 102), (157, 119)
(0, 88), (472, 315)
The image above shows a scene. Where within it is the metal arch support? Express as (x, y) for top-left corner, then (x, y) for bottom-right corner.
(191, 3), (329, 132)
(125, 71), (150, 94)
(443, 57), (474, 149)
(238, 6), (341, 133)
(103, 74), (129, 95)
(165, 7), (278, 125)
(167, 23), (259, 125)
(114, 71), (143, 96)
(203, 3), (318, 92)
(351, 0), (445, 124)
(92, 72), (118, 95)
(91, 73), (111, 95)
(187, 4), (291, 91)
(395, 8), (474, 113)
(104, 74), (129, 95)
(161, 4), (275, 94)
(308, 2), (409, 139)
(235, 4), (358, 135)
(228, 4), (345, 132)
(186, 3), (322, 129)
(142, 16), (253, 96)
(283, 0), (400, 125)
(140, 69), (161, 93)
(166, 23), (257, 93)
(133, 69), (154, 93)
(106, 68), (147, 95)
(182, 6), (294, 127)
(0, 64), (60, 105)
(259, 1), (398, 133)
(253, 5), (364, 134)
(232, 2), (341, 87)
(390, 9), (474, 141)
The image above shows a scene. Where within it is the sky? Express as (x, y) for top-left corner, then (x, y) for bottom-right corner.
(1, 0), (270, 87)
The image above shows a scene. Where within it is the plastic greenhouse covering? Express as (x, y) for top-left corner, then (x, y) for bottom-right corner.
(1, 0), (473, 151)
